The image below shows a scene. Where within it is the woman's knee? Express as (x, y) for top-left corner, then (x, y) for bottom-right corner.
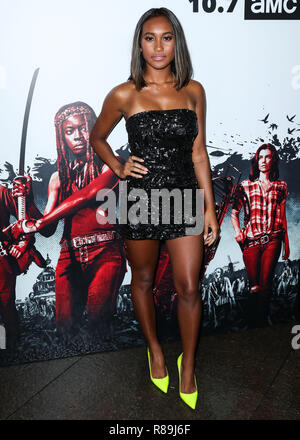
(131, 268), (155, 291)
(174, 280), (200, 302)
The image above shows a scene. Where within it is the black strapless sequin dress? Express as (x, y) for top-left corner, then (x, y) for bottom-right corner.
(119, 108), (199, 240)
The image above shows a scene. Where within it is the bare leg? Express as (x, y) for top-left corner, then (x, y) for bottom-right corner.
(165, 233), (204, 393)
(125, 239), (167, 378)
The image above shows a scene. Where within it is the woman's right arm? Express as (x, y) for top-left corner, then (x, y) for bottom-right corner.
(90, 85), (148, 179)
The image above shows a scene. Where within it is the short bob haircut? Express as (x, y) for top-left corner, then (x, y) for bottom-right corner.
(128, 7), (193, 91)
(249, 143), (279, 182)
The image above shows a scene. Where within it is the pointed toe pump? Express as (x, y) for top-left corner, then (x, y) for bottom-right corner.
(177, 353), (198, 410)
(147, 347), (169, 394)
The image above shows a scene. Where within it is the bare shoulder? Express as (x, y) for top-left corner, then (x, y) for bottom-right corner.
(107, 80), (134, 99)
(187, 79), (205, 103)
(104, 80), (136, 114)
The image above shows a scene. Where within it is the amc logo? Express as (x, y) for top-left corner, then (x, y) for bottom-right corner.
(245, 0), (300, 19)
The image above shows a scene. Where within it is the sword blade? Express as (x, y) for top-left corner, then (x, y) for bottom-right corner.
(19, 67), (39, 175)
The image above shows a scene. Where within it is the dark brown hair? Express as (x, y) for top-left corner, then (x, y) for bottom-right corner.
(249, 143), (279, 182)
(128, 7), (193, 91)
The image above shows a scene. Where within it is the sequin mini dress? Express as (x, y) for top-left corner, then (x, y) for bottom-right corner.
(119, 108), (199, 240)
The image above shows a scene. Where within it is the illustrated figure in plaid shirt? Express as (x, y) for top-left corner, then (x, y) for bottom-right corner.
(231, 143), (289, 327)
(7, 102), (127, 339)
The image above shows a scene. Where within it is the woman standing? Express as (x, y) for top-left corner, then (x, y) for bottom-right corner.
(90, 8), (219, 409)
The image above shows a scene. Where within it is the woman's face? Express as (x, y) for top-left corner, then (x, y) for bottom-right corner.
(258, 148), (273, 173)
(140, 16), (175, 71)
(62, 114), (89, 157)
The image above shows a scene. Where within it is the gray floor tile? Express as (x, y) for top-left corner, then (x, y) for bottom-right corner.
(0, 356), (82, 419)
(251, 349), (300, 419)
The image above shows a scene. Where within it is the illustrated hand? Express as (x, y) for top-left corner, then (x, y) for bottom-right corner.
(2, 219), (38, 241)
(12, 174), (32, 198)
(8, 239), (30, 259)
(204, 209), (220, 247)
(118, 156), (148, 179)
(234, 230), (244, 243)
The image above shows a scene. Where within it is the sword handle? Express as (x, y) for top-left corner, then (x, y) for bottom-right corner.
(14, 175), (27, 220)
(18, 195), (26, 220)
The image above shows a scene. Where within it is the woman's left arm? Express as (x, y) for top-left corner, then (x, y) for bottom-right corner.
(191, 81), (219, 246)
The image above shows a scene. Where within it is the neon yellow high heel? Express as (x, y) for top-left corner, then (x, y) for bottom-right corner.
(147, 347), (169, 394)
(177, 353), (198, 410)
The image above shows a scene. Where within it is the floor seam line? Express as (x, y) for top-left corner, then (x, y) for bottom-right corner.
(5, 357), (83, 420)
(248, 349), (291, 420)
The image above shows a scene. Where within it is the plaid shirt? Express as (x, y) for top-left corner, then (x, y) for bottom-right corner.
(232, 179), (288, 239)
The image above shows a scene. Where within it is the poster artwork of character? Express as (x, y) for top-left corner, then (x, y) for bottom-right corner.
(231, 143), (289, 327)
(9, 102), (127, 340)
(0, 179), (46, 350)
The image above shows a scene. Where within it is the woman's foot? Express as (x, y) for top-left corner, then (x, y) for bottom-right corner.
(179, 354), (197, 394)
(148, 345), (167, 379)
(177, 353), (198, 410)
(147, 347), (169, 393)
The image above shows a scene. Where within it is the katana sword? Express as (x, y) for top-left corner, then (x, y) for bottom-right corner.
(17, 67), (40, 220)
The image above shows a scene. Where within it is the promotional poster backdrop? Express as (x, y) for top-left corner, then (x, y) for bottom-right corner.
(0, 0), (299, 365)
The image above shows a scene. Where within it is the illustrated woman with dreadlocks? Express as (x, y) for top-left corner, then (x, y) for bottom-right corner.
(7, 102), (127, 338)
(231, 143), (289, 327)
